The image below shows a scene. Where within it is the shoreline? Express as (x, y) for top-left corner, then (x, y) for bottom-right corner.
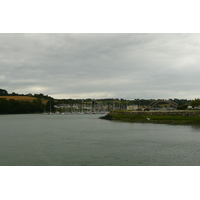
(100, 110), (200, 125)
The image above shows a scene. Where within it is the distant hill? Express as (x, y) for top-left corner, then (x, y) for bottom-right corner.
(0, 88), (54, 104)
(0, 96), (49, 104)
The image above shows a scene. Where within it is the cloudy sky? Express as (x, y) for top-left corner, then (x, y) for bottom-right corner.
(1, 33), (200, 100)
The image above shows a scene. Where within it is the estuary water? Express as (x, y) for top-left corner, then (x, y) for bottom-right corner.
(1, 114), (200, 166)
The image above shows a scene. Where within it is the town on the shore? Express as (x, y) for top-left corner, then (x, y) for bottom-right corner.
(0, 88), (200, 114)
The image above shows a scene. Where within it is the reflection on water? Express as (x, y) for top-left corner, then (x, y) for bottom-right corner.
(0, 114), (200, 166)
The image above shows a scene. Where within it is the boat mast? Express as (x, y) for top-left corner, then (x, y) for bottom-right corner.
(50, 101), (52, 114)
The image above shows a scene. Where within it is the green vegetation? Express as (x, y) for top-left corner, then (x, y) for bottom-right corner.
(0, 98), (55, 114)
(102, 112), (200, 125)
(191, 99), (200, 108)
(0, 89), (8, 95)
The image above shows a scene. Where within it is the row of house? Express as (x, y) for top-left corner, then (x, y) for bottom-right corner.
(54, 101), (181, 112)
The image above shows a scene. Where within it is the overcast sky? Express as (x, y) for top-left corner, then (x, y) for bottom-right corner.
(1, 33), (200, 100)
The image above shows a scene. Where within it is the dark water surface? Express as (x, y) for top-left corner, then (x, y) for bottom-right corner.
(1, 114), (200, 166)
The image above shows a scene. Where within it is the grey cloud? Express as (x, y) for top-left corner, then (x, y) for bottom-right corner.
(1, 33), (200, 99)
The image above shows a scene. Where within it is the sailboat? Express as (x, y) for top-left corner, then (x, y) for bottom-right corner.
(49, 102), (52, 114)
(43, 104), (47, 115)
(80, 100), (84, 114)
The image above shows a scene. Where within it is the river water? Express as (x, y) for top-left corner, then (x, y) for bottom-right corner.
(1, 113), (200, 166)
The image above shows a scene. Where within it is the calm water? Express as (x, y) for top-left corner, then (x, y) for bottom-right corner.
(1, 114), (200, 166)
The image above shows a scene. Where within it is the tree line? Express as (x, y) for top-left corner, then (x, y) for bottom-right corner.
(0, 98), (55, 114)
(0, 89), (54, 100)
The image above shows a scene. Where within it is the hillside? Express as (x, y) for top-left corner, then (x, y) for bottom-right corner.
(0, 96), (48, 104)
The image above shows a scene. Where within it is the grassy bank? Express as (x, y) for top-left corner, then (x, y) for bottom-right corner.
(101, 111), (200, 125)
